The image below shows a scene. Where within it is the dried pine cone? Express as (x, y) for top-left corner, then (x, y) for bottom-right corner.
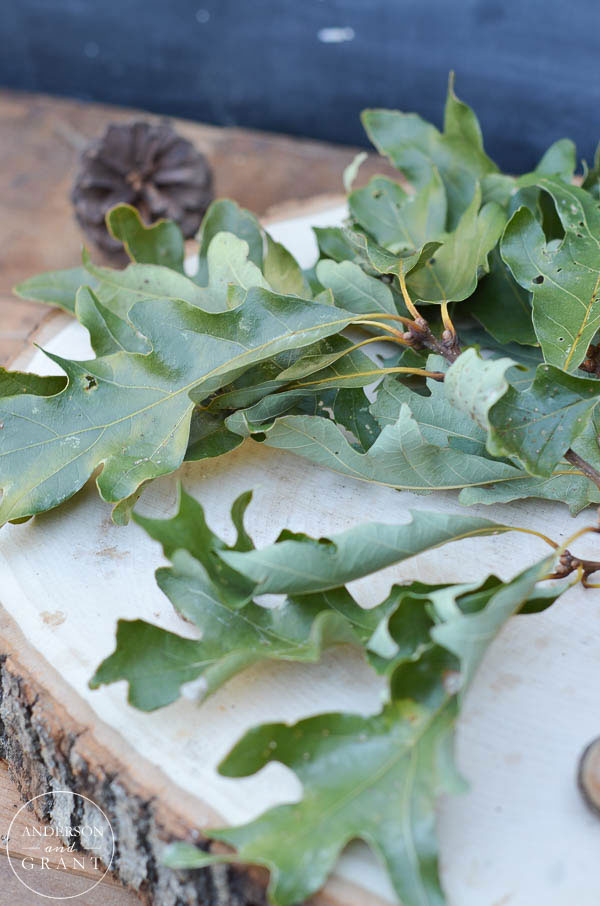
(72, 121), (213, 254)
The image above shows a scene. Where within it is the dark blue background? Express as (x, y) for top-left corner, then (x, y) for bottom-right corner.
(2, 0), (599, 172)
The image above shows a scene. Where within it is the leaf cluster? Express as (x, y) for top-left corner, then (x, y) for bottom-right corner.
(6, 80), (600, 522)
(92, 489), (565, 906)
(4, 77), (600, 905)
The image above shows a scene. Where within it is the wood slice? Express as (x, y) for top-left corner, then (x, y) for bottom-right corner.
(1, 205), (600, 906)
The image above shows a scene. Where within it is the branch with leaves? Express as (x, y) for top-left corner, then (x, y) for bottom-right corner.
(3, 74), (600, 904)
(90, 488), (586, 906)
(7, 85), (600, 526)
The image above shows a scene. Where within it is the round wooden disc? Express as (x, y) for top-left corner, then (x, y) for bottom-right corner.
(2, 208), (600, 906)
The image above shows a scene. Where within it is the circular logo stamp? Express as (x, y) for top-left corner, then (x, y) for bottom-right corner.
(5, 789), (115, 900)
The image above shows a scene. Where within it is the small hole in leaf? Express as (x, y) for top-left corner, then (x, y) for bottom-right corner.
(556, 267), (562, 273)
(533, 275), (544, 284)
(373, 190), (382, 199)
(429, 258), (436, 265)
(558, 337), (564, 342)
(579, 221), (584, 226)
(84, 375), (98, 391)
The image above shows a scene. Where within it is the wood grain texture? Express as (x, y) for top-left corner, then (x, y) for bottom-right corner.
(0, 88), (394, 364)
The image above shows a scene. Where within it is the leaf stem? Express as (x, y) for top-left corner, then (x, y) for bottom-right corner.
(293, 366), (446, 389)
(354, 319), (410, 340)
(561, 525), (600, 551)
(440, 301), (455, 336)
(398, 262), (423, 321)
(342, 336), (410, 354)
(508, 526), (559, 550)
(358, 312), (413, 323)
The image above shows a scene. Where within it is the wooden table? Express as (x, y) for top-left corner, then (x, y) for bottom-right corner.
(0, 88), (392, 903)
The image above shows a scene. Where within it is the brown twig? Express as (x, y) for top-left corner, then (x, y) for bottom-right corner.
(565, 449), (600, 493)
(395, 264), (462, 363)
(401, 319), (462, 363)
(546, 514), (600, 586)
(549, 549), (600, 586)
(579, 343), (600, 378)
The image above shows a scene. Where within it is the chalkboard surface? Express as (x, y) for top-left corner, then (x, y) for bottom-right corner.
(2, 0), (599, 172)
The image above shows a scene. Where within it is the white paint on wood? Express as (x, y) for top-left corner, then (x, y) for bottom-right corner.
(2, 209), (600, 905)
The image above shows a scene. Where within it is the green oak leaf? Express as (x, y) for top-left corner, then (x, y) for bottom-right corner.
(333, 386), (380, 450)
(313, 226), (359, 263)
(461, 409), (600, 514)
(0, 369), (66, 398)
(316, 258), (398, 316)
(404, 184), (506, 305)
(93, 488), (513, 708)
(362, 75), (498, 230)
(92, 580), (377, 710)
(195, 199), (264, 284)
(194, 330), (375, 421)
(371, 357), (488, 456)
(378, 573), (560, 681)
(236, 406), (524, 502)
(533, 138), (577, 182)
(274, 334), (376, 383)
(345, 228), (441, 281)
(459, 470), (600, 515)
(348, 168), (447, 253)
(220, 507), (510, 596)
(82, 229), (269, 319)
(199, 335), (354, 415)
(446, 349), (600, 477)
(169, 698), (462, 906)
(223, 389), (335, 437)
(502, 177), (600, 371)
(429, 557), (557, 694)
(342, 151), (368, 192)
(75, 286), (150, 355)
(106, 203), (185, 271)
(0, 290), (355, 525)
(197, 232), (269, 310)
(15, 201), (265, 318)
(14, 266), (98, 315)
(481, 138), (577, 216)
(467, 248), (537, 346)
(263, 233), (311, 297)
(15, 249), (210, 323)
(79, 248), (210, 318)
(164, 552), (559, 906)
(218, 339), (379, 440)
(95, 567), (559, 712)
(185, 408), (243, 461)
